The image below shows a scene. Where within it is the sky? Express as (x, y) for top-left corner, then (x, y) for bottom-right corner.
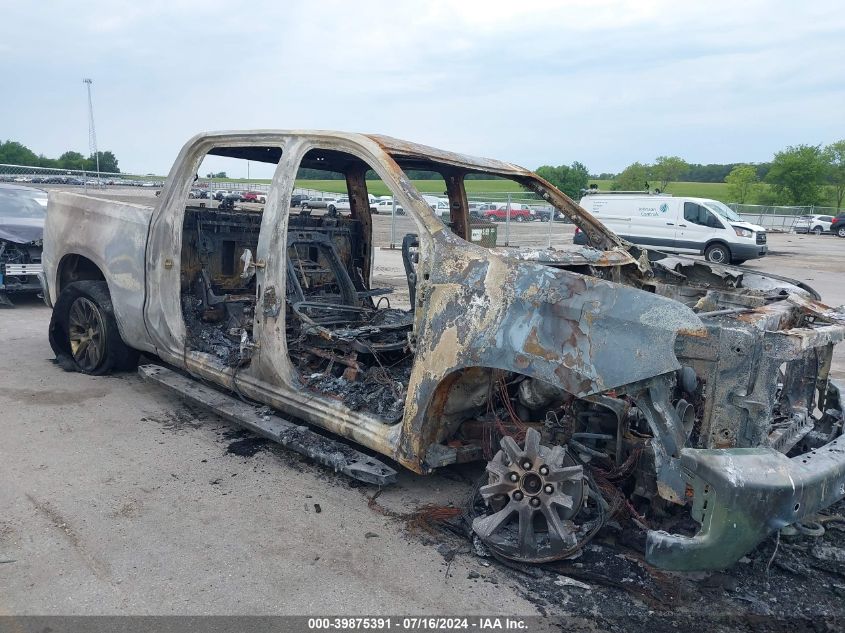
(1, 0), (843, 176)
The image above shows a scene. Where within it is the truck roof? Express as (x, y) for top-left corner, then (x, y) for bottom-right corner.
(199, 130), (530, 177)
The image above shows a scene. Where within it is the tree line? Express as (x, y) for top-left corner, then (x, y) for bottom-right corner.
(0, 140), (120, 173)
(536, 141), (845, 208)
(604, 142), (845, 208)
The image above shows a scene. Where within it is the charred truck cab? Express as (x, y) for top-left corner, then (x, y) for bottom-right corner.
(41, 131), (845, 571)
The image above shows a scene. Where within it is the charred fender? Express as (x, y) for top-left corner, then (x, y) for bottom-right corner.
(397, 235), (706, 470)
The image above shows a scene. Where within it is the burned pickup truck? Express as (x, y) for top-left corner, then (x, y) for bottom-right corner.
(41, 131), (845, 571)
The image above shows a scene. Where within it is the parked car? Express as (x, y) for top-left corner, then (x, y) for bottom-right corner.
(533, 207), (560, 222)
(423, 196), (451, 220)
(483, 203), (533, 222)
(831, 214), (845, 238)
(220, 193), (243, 207)
(333, 196), (377, 214)
(300, 196), (337, 210)
(372, 198), (405, 215)
(41, 129), (845, 573)
(0, 184), (47, 306)
(241, 191), (267, 204)
(291, 194), (309, 207)
(794, 214), (835, 235)
(575, 193), (767, 265)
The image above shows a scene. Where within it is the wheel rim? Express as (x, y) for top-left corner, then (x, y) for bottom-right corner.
(68, 297), (106, 372)
(708, 247), (727, 263)
(472, 428), (586, 563)
(839, 228), (845, 238)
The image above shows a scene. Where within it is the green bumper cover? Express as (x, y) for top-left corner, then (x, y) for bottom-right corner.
(646, 437), (845, 570)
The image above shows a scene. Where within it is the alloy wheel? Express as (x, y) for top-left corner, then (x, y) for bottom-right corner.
(68, 297), (106, 372)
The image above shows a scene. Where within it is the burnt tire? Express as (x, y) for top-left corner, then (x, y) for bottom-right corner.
(49, 280), (139, 375)
(704, 243), (731, 264)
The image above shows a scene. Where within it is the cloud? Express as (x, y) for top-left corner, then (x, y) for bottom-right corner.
(1, 0), (842, 173)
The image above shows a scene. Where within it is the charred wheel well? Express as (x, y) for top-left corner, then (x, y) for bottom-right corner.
(424, 367), (574, 447)
(57, 254), (106, 294)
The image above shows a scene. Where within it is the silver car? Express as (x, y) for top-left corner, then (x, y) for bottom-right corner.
(794, 214), (835, 235)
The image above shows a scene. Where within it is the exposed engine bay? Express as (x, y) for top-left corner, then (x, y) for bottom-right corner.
(459, 250), (845, 566)
(0, 238), (43, 305)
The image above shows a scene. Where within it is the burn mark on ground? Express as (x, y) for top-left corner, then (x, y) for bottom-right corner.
(223, 428), (270, 457)
(141, 403), (206, 433)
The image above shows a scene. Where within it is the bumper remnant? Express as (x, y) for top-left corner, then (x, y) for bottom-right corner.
(647, 432), (845, 570)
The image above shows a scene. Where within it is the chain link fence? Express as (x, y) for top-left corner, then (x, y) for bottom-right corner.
(24, 162), (844, 243)
(292, 187), (571, 249)
(728, 203), (843, 232)
(371, 190), (575, 250)
(0, 162), (162, 188)
(1, 162), (577, 248)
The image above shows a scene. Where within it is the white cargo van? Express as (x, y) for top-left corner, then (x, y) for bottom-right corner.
(423, 195), (451, 219)
(574, 193), (767, 265)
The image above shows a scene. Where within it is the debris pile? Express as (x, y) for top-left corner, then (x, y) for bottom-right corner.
(303, 359), (413, 422)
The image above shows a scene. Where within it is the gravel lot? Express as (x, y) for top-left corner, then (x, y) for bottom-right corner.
(2, 199), (845, 625)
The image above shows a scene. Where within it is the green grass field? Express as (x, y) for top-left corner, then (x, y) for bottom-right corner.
(292, 178), (521, 197)
(589, 179), (735, 202)
(204, 176), (837, 207)
(294, 178), (741, 201)
(201, 176), (739, 201)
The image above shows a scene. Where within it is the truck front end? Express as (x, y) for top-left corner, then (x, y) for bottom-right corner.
(643, 258), (845, 569)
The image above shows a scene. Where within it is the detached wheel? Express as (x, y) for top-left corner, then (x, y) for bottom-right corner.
(704, 243), (731, 264)
(472, 428), (586, 563)
(49, 281), (139, 375)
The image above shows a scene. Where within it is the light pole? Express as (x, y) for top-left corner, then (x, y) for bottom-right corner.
(83, 78), (100, 184)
